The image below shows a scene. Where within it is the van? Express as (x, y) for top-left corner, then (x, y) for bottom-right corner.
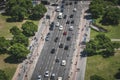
(58, 12), (63, 19)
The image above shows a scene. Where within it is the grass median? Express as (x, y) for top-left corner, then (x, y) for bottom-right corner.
(85, 50), (120, 80)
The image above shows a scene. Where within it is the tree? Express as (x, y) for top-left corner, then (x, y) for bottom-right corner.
(29, 4), (47, 20)
(5, 0), (33, 21)
(0, 37), (10, 53)
(90, 75), (105, 80)
(12, 33), (29, 46)
(0, 69), (8, 80)
(22, 21), (38, 37)
(10, 5), (27, 21)
(89, 0), (105, 19)
(10, 26), (21, 35)
(9, 43), (29, 59)
(102, 7), (120, 25)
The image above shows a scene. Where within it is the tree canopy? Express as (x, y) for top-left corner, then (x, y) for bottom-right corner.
(11, 33), (29, 46)
(9, 43), (29, 59)
(0, 70), (8, 80)
(0, 37), (10, 54)
(22, 21), (38, 37)
(10, 26), (21, 35)
(29, 4), (47, 20)
(85, 34), (119, 57)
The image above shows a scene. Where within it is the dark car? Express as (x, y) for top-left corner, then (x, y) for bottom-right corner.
(51, 48), (55, 53)
(55, 58), (60, 62)
(66, 2), (68, 5)
(74, 1), (77, 4)
(63, 31), (67, 35)
(64, 45), (69, 50)
(69, 2), (72, 5)
(49, 22), (54, 30)
(54, 37), (59, 42)
(67, 36), (71, 41)
(71, 20), (74, 24)
(66, 20), (70, 24)
(59, 43), (64, 48)
(70, 14), (74, 18)
(63, 15), (67, 19)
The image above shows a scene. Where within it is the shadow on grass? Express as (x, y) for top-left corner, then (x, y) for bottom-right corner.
(4, 55), (26, 64)
(114, 68), (120, 79)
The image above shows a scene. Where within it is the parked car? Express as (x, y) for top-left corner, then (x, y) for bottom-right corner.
(61, 60), (66, 66)
(37, 75), (42, 80)
(63, 31), (67, 35)
(56, 22), (60, 27)
(67, 36), (71, 41)
(69, 26), (73, 31)
(64, 45), (69, 50)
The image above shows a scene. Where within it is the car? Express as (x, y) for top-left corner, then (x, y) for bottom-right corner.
(73, 8), (77, 12)
(64, 45), (69, 50)
(70, 14), (74, 18)
(44, 71), (49, 77)
(59, 25), (63, 30)
(69, 26), (73, 31)
(71, 20), (74, 24)
(56, 22), (60, 27)
(65, 2), (68, 5)
(66, 20), (70, 24)
(37, 75), (42, 80)
(49, 22), (55, 30)
(45, 36), (49, 41)
(67, 36), (71, 41)
(61, 60), (66, 66)
(51, 48), (55, 53)
(58, 77), (62, 80)
(59, 43), (63, 48)
(74, 1), (77, 4)
(69, 2), (72, 5)
(54, 37), (59, 42)
(45, 33), (50, 41)
(51, 73), (55, 79)
(63, 31), (67, 35)
(63, 15), (67, 19)
(56, 58), (60, 62)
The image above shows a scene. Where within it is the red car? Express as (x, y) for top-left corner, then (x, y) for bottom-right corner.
(63, 31), (67, 35)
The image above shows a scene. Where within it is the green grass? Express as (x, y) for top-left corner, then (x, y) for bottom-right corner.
(0, 54), (18, 80)
(91, 17), (120, 39)
(0, 14), (39, 38)
(85, 50), (120, 80)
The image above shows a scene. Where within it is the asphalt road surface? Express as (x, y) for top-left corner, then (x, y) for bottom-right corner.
(31, 1), (83, 80)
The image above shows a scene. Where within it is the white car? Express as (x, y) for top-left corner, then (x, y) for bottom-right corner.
(56, 22), (60, 27)
(44, 71), (49, 77)
(73, 8), (77, 12)
(58, 77), (62, 80)
(69, 26), (73, 31)
(61, 60), (66, 66)
(37, 75), (42, 80)
(59, 25), (63, 30)
(56, 6), (60, 12)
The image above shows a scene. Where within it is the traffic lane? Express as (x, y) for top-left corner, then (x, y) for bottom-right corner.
(31, 5), (62, 79)
(56, 0), (81, 79)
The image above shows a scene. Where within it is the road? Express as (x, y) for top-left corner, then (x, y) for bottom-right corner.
(31, 0), (84, 80)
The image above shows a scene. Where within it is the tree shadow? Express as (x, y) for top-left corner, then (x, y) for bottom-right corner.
(4, 55), (26, 64)
(114, 68), (120, 79)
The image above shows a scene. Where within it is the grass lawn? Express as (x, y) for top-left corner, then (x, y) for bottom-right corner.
(0, 54), (18, 80)
(85, 50), (120, 80)
(0, 14), (39, 38)
(91, 17), (120, 39)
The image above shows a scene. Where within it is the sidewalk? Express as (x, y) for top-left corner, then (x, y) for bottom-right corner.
(12, 6), (56, 80)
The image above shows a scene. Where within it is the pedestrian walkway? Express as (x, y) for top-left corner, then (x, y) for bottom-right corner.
(12, 5), (56, 80)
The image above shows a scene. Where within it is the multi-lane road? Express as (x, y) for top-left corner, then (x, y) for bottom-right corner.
(31, 0), (84, 80)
